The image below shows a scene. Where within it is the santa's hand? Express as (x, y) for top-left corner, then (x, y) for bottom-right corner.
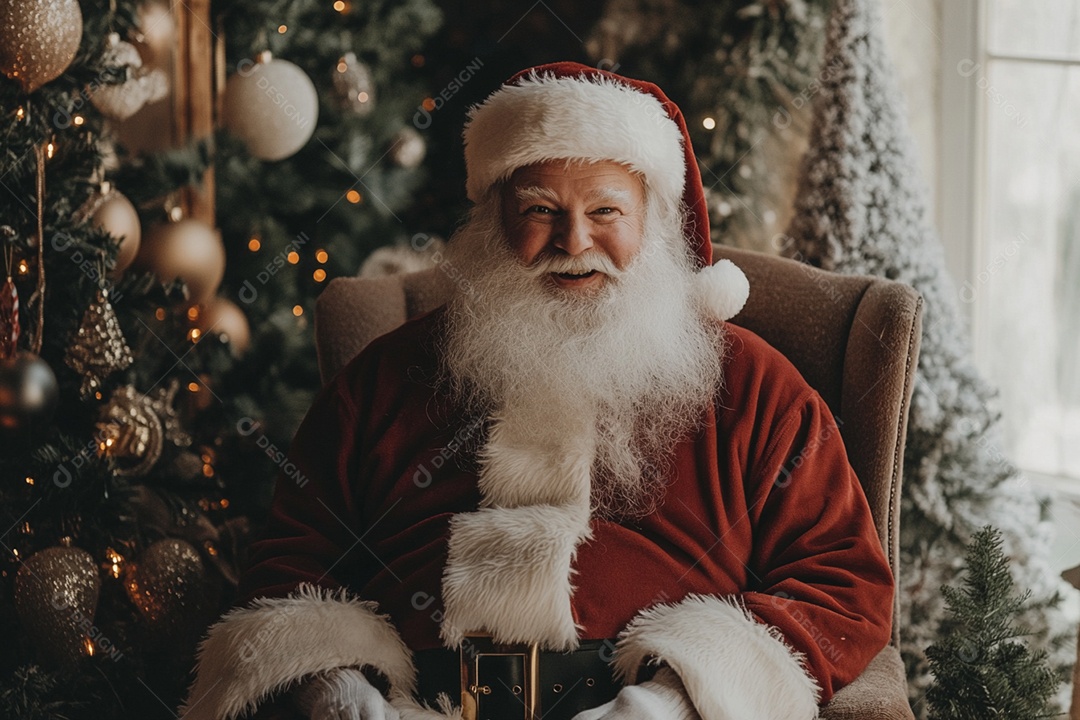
(571, 667), (699, 720)
(293, 667), (400, 720)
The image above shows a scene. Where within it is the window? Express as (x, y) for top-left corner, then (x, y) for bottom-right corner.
(943, 0), (1080, 487)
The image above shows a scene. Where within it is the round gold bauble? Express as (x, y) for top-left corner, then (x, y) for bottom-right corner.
(196, 297), (250, 357)
(135, 218), (225, 303)
(14, 545), (101, 668)
(224, 57), (319, 161)
(0, 0), (83, 93)
(91, 191), (142, 277)
(124, 538), (216, 647)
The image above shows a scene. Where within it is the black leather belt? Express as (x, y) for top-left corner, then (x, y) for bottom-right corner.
(414, 637), (632, 720)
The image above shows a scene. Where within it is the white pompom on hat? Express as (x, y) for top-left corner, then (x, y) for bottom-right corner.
(463, 61), (749, 321)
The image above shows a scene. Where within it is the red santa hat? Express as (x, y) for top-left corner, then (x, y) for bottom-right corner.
(463, 61), (749, 321)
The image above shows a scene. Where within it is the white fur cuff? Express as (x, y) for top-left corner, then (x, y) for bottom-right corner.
(179, 584), (415, 720)
(612, 595), (820, 720)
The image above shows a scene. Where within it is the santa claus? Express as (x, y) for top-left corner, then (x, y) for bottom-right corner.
(180, 62), (892, 720)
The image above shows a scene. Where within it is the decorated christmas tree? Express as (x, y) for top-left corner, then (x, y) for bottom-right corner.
(926, 526), (1060, 719)
(0, 0), (439, 716)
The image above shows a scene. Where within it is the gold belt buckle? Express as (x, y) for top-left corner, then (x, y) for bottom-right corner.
(459, 635), (540, 720)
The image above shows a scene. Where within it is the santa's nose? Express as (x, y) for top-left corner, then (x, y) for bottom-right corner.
(553, 214), (594, 255)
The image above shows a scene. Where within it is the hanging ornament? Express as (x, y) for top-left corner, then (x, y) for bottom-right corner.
(90, 33), (169, 121)
(0, 351), (59, 436)
(80, 183), (142, 277)
(194, 297), (250, 357)
(96, 381), (191, 476)
(0, 0), (83, 93)
(224, 52), (319, 161)
(134, 217), (225, 303)
(1, 236), (18, 359)
(388, 126), (426, 169)
(65, 286), (133, 398)
(333, 51), (375, 116)
(124, 538), (217, 647)
(14, 543), (101, 668)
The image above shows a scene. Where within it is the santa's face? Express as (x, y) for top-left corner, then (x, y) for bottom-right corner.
(500, 160), (646, 293)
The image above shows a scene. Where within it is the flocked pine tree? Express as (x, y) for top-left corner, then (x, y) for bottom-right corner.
(781, 0), (1075, 711)
(926, 526), (1059, 719)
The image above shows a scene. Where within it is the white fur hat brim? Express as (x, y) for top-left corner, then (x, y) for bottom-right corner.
(463, 70), (686, 206)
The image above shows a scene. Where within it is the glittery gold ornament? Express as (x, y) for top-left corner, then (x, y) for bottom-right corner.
(65, 288), (133, 398)
(96, 381), (191, 476)
(0, 0), (83, 93)
(332, 52), (375, 116)
(14, 544), (101, 668)
(124, 538), (217, 647)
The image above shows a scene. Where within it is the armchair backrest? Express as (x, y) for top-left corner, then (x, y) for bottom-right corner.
(314, 244), (923, 647)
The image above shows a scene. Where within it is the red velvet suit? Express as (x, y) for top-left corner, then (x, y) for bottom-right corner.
(238, 306), (892, 705)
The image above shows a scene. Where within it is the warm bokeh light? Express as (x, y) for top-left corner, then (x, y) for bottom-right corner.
(24, 476), (33, 486)
(46, 142), (55, 159)
(702, 117), (716, 130)
(248, 237), (261, 252)
(188, 381), (200, 392)
(187, 306), (200, 321)
(17, 259), (29, 275)
(188, 328), (202, 342)
(313, 269), (326, 282)
(337, 59), (348, 73)
(73, 115), (85, 126)
(346, 189), (362, 204)
(292, 305), (303, 317)
(277, 24), (287, 33)
(287, 251), (300, 264)
(333, 0), (346, 11)
(357, 91), (369, 103)
(155, 307), (166, 321)
(315, 249), (328, 263)
(422, 97), (436, 112)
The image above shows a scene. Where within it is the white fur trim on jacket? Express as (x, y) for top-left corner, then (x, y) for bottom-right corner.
(179, 584), (415, 720)
(612, 594), (821, 720)
(696, 259), (749, 322)
(441, 503), (592, 651)
(464, 70), (685, 206)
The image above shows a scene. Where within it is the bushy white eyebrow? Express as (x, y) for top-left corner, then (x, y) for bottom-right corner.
(513, 185), (634, 206)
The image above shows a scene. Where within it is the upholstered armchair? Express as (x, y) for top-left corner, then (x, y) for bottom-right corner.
(314, 243), (923, 719)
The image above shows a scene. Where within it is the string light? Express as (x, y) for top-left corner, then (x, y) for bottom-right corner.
(315, 249), (328, 263)
(248, 236), (261, 252)
(15, 106), (24, 120)
(277, 24), (287, 33)
(73, 115), (85, 126)
(422, 98), (436, 112)
(333, 0), (346, 11)
(357, 91), (369, 103)
(286, 251), (299, 264)
(17, 259), (29, 275)
(84, 638), (95, 656)
(336, 59), (348, 73)
(346, 190), (361, 204)
(154, 307), (166, 321)
(702, 117), (716, 130)
(187, 381), (200, 392)
(187, 306), (200, 321)
(313, 268), (326, 282)
(24, 476), (33, 486)
(292, 305), (303, 317)
(104, 548), (124, 578)
(45, 142), (55, 159)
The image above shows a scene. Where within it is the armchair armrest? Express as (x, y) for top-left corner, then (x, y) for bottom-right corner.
(820, 646), (914, 720)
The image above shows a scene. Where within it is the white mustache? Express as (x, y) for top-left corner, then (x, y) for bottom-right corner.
(529, 251), (622, 277)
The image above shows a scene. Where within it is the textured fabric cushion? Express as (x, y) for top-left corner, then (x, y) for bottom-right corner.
(313, 244), (922, 720)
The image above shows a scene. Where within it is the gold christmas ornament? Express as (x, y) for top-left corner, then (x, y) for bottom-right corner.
(224, 56), (319, 161)
(124, 538), (216, 647)
(83, 185), (142, 277)
(14, 545), (101, 668)
(96, 381), (191, 477)
(90, 33), (169, 121)
(389, 127), (426, 169)
(134, 218), (225, 303)
(195, 297), (250, 356)
(65, 288), (133, 398)
(333, 51), (375, 116)
(0, 0), (83, 93)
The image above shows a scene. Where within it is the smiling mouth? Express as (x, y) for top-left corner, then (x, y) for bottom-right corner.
(554, 270), (598, 280)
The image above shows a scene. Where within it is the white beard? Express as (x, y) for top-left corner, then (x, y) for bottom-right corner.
(440, 194), (726, 519)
